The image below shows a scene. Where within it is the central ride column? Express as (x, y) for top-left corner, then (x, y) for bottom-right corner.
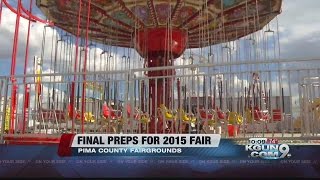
(147, 55), (175, 133)
(134, 28), (187, 134)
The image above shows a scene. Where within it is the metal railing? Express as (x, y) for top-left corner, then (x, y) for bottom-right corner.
(0, 58), (319, 143)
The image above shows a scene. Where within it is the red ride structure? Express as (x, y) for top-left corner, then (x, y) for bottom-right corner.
(1, 0), (282, 136)
(134, 28), (187, 132)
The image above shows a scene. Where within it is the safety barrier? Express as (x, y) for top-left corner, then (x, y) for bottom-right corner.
(0, 58), (319, 144)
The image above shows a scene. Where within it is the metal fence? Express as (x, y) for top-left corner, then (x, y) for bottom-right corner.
(0, 58), (319, 143)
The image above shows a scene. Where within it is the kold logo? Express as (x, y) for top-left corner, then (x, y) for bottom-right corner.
(245, 138), (291, 159)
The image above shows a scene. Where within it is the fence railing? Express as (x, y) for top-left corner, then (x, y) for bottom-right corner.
(0, 59), (319, 143)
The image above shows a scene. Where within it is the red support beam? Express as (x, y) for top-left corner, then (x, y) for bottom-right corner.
(70, 82), (75, 133)
(19, 0), (54, 26)
(22, 0), (33, 134)
(22, 86), (30, 134)
(9, 0), (22, 134)
(10, 0), (21, 78)
(10, 83), (17, 134)
(171, 0), (183, 21)
(2, 0), (35, 22)
(81, 0), (92, 133)
(3, 0), (53, 26)
(147, 0), (158, 27)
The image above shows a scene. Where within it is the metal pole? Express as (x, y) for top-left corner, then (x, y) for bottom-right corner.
(22, 0), (33, 134)
(9, 0), (22, 134)
(81, 0), (92, 133)
(177, 78), (181, 133)
(0, 78), (9, 143)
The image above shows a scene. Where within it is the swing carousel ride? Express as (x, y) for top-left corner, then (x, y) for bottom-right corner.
(0, 0), (319, 144)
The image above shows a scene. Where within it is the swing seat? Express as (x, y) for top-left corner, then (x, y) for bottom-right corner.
(140, 114), (150, 124)
(198, 109), (216, 128)
(228, 124), (240, 137)
(102, 103), (122, 120)
(214, 108), (227, 123)
(136, 110), (150, 133)
(125, 104), (150, 133)
(216, 107), (226, 120)
(126, 105), (150, 129)
(126, 104), (141, 120)
(158, 104), (177, 133)
(67, 104), (73, 118)
(247, 107), (269, 122)
(133, 110), (150, 124)
(199, 109), (214, 120)
(100, 103), (121, 133)
(41, 109), (66, 123)
(56, 110), (66, 122)
(67, 104), (81, 121)
(84, 112), (95, 123)
(176, 108), (196, 133)
(254, 108), (269, 121)
(246, 109), (268, 122)
(178, 109), (196, 123)
(207, 119), (215, 126)
(228, 111), (243, 125)
(159, 104), (176, 120)
(272, 109), (282, 121)
(245, 108), (269, 133)
(75, 112), (81, 120)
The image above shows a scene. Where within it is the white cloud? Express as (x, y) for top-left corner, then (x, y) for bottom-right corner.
(0, 8), (49, 63)
(277, 0), (320, 42)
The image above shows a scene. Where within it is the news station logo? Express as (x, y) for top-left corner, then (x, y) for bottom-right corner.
(245, 138), (291, 160)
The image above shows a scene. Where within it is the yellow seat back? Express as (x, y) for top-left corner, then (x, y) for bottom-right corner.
(228, 112), (243, 125)
(140, 114), (150, 124)
(177, 108), (188, 121)
(85, 112), (95, 123)
(237, 113), (243, 124)
(159, 104), (175, 120)
(208, 119), (215, 126)
(177, 108), (196, 123)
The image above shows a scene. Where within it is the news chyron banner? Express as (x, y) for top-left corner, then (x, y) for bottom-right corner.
(57, 134), (221, 157)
